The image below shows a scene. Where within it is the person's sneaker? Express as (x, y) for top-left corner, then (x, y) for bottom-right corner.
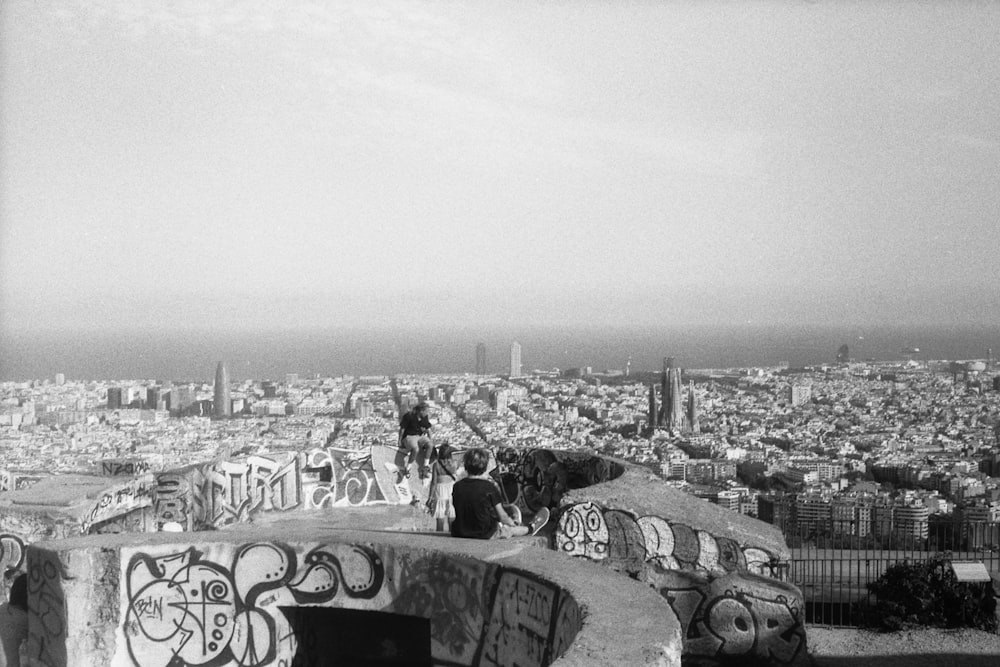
(528, 507), (550, 536)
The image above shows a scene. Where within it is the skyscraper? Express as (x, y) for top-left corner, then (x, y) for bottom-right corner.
(660, 357), (683, 434)
(648, 384), (658, 427)
(657, 357), (669, 428)
(509, 341), (522, 378)
(107, 387), (123, 410)
(476, 342), (487, 376)
(214, 361), (231, 418)
(146, 387), (161, 410)
(686, 380), (699, 433)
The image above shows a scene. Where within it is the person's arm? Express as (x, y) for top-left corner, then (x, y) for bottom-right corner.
(494, 502), (518, 527)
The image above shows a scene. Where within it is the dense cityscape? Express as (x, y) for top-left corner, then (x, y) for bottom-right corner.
(3, 341), (999, 548)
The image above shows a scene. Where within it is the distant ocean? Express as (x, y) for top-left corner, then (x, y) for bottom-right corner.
(1, 324), (997, 382)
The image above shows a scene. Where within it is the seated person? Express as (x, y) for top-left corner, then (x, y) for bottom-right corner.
(398, 402), (434, 479)
(0, 572), (28, 667)
(451, 448), (548, 539)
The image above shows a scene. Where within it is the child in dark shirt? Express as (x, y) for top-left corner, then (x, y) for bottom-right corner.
(450, 448), (548, 539)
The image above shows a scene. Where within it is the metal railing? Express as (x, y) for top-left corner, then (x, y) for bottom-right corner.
(780, 518), (1000, 626)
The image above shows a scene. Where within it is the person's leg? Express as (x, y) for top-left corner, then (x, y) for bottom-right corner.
(492, 523), (530, 539)
(418, 436), (432, 462)
(401, 435), (420, 466)
(417, 436), (433, 477)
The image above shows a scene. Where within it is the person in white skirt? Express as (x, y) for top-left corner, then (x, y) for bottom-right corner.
(426, 442), (458, 532)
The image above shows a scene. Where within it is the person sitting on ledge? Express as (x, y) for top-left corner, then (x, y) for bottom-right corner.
(398, 402), (434, 479)
(451, 447), (548, 539)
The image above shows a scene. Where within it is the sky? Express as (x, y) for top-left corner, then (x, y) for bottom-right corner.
(1, 0), (999, 336)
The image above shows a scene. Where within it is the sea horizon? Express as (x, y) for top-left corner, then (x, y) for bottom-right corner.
(1, 323), (997, 383)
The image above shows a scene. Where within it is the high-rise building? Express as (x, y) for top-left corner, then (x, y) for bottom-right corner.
(106, 387), (123, 410)
(648, 384), (658, 427)
(214, 362), (231, 418)
(686, 380), (699, 433)
(146, 387), (161, 410)
(837, 344), (850, 364)
(509, 341), (521, 378)
(789, 385), (812, 407)
(660, 357), (683, 433)
(54, 373), (65, 386)
(476, 342), (487, 376)
(657, 358), (669, 428)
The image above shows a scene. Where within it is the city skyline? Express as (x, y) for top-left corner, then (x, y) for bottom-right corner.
(1, 1), (999, 339)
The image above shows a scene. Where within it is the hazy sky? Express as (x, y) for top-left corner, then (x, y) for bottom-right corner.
(2, 1), (998, 335)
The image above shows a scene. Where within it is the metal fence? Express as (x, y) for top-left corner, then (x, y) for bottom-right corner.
(781, 519), (1000, 626)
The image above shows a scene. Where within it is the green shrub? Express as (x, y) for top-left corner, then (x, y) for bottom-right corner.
(861, 557), (997, 632)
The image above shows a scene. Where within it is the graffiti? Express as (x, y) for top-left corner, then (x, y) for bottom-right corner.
(14, 475), (42, 490)
(304, 447), (386, 508)
(154, 471), (191, 530)
(90, 507), (150, 535)
(81, 475), (155, 533)
(604, 509), (647, 576)
(122, 541), (385, 666)
(248, 456), (301, 513)
(213, 461), (252, 526)
(556, 501), (781, 579)
(555, 501), (608, 560)
(390, 553), (489, 665)
(101, 459), (152, 477)
(0, 533), (25, 573)
(493, 448), (621, 514)
(150, 448), (389, 532)
(24, 550), (68, 667)
(663, 578), (805, 664)
(479, 571), (560, 667)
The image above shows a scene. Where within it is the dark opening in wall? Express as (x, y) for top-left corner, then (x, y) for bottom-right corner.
(280, 607), (432, 666)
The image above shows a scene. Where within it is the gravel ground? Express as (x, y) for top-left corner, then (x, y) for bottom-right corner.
(807, 626), (1000, 666)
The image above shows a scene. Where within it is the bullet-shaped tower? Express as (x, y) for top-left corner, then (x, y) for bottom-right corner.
(213, 361), (231, 418)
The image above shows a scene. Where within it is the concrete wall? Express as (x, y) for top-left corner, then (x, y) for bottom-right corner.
(23, 528), (681, 667)
(4, 446), (804, 665)
(549, 466), (807, 665)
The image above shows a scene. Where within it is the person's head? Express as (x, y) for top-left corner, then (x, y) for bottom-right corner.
(437, 443), (454, 461)
(414, 402), (428, 415)
(463, 448), (490, 476)
(8, 572), (27, 612)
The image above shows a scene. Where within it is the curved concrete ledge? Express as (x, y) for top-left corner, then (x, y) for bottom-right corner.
(559, 465), (789, 563)
(24, 527), (681, 667)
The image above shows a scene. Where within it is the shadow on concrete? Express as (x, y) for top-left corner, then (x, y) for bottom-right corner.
(809, 656), (1000, 667)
